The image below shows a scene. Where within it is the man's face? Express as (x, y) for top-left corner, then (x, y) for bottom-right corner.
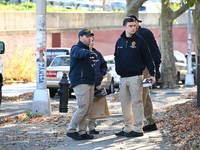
(80, 35), (93, 46)
(135, 20), (140, 31)
(90, 36), (94, 47)
(124, 21), (137, 37)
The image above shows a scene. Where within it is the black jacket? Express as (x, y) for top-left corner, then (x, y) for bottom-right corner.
(114, 31), (155, 77)
(137, 26), (161, 69)
(69, 41), (96, 87)
(92, 48), (107, 87)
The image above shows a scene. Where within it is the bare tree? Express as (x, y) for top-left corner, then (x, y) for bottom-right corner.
(159, 0), (190, 88)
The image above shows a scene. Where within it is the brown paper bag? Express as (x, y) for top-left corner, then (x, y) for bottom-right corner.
(88, 96), (110, 119)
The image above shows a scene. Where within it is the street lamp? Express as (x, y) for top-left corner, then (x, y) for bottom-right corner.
(184, 8), (194, 86)
(32, 0), (51, 116)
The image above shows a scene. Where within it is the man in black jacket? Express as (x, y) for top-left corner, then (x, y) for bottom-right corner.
(114, 17), (156, 137)
(67, 29), (97, 140)
(128, 14), (162, 132)
(87, 36), (108, 134)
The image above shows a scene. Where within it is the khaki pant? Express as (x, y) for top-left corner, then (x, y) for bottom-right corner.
(88, 119), (96, 131)
(119, 75), (144, 133)
(87, 85), (101, 131)
(143, 68), (155, 125)
(67, 84), (94, 135)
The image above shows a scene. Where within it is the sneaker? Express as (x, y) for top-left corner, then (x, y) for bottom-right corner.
(115, 130), (125, 136)
(124, 131), (144, 137)
(81, 133), (94, 140)
(89, 129), (99, 134)
(143, 123), (158, 131)
(66, 132), (82, 140)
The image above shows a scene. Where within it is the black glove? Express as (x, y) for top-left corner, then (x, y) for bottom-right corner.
(156, 68), (161, 79)
(91, 52), (98, 60)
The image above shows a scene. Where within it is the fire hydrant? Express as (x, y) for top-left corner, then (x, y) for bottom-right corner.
(57, 73), (70, 113)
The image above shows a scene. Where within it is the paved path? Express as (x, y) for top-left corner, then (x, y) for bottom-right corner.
(0, 85), (197, 150)
(2, 82), (36, 96)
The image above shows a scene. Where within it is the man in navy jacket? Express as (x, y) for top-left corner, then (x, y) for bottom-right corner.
(128, 15), (162, 132)
(87, 36), (108, 134)
(114, 17), (156, 138)
(67, 29), (97, 140)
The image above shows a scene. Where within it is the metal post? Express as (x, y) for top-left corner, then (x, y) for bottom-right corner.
(197, 54), (200, 107)
(32, 0), (51, 116)
(185, 8), (194, 86)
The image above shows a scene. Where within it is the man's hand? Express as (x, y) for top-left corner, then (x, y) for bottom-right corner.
(149, 76), (156, 85)
(91, 52), (98, 60)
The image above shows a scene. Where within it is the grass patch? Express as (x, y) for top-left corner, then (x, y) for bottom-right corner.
(4, 46), (36, 83)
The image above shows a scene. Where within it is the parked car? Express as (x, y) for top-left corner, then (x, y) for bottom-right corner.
(185, 52), (196, 81)
(110, 0), (126, 11)
(108, 0), (160, 12)
(158, 50), (187, 85)
(104, 55), (120, 88)
(173, 50), (188, 83)
(139, 0), (161, 12)
(0, 41), (5, 106)
(46, 55), (115, 98)
(46, 48), (70, 67)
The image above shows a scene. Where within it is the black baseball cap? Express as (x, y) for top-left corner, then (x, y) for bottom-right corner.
(128, 15), (142, 22)
(78, 29), (94, 37)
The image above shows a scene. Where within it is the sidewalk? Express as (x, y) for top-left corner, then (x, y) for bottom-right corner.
(0, 85), (197, 150)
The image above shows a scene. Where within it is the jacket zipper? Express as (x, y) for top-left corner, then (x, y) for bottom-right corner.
(81, 69), (83, 80)
(126, 40), (128, 48)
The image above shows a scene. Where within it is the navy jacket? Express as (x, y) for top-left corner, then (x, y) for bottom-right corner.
(92, 48), (107, 86)
(69, 41), (96, 87)
(114, 31), (155, 77)
(137, 26), (161, 69)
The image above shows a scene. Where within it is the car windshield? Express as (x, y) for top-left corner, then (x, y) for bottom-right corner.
(51, 57), (70, 66)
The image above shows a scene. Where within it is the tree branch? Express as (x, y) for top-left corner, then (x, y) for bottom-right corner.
(173, 4), (190, 19)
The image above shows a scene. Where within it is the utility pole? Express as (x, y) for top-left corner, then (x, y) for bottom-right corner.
(185, 8), (194, 86)
(32, 0), (51, 116)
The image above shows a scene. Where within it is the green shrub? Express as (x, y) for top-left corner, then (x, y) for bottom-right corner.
(4, 46), (36, 83)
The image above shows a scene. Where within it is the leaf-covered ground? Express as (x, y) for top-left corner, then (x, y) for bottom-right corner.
(156, 99), (200, 150)
(1, 92), (200, 150)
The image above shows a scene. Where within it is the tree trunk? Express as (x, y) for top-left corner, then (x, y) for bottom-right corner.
(160, 0), (177, 88)
(192, 3), (200, 80)
(126, 0), (146, 16)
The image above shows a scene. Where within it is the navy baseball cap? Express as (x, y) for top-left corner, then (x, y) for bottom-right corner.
(78, 29), (94, 37)
(128, 15), (142, 22)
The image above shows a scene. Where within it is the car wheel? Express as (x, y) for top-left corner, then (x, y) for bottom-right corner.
(107, 79), (115, 94)
(176, 72), (180, 84)
(49, 89), (56, 98)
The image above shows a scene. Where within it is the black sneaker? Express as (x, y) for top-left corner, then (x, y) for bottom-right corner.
(143, 123), (158, 131)
(89, 129), (99, 134)
(66, 132), (82, 140)
(124, 131), (144, 137)
(115, 130), (125, 136)
(81, 133), (94, 140)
